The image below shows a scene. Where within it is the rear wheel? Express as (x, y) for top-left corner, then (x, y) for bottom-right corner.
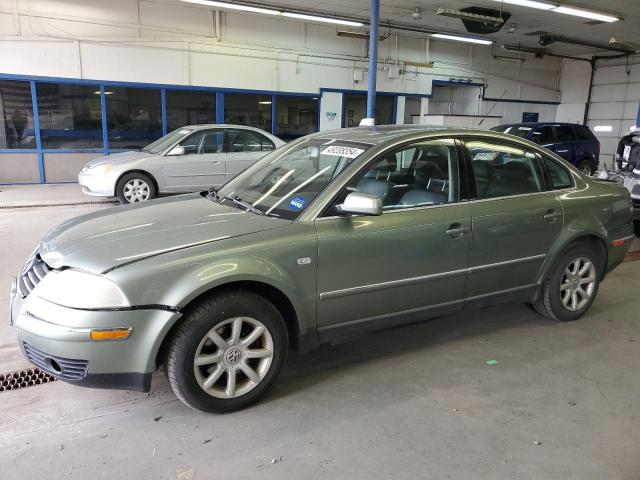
(577, 159), (594, 176)
(165, 290), (288, 413)
(116, 172), (156, 204)
(534, 243), (602, 321)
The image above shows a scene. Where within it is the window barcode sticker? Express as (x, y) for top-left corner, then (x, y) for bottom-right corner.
(321, 145), (365, 158)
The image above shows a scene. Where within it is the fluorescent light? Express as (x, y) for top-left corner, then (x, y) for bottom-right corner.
(94, 91), (113, 95)
(258, 101), (272, 105)
(180, 0), (280, 15)
(594, 125), (613, 132)
(552, 6), (619, 23)
(282, 12), (363, 27)
(493, 55), (525, 63)
(488, 0), (555, 10)
(431, 33), (493, 45)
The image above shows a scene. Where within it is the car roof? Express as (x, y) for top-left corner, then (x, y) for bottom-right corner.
(184, 124), (267, 131)
(495, 122), (586, 129)
(309, 125), (478, 145)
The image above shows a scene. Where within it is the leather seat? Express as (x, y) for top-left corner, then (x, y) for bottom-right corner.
(485, 161), (538, 197)
(357, 178), (393, 202)
(399, 189), (446, 206)
(472, 160), (494, 198)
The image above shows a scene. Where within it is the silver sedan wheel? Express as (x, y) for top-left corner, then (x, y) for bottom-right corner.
(123, 178), (151, 203)
(193, 317), (274, 399)
(560, 257), (596, 312)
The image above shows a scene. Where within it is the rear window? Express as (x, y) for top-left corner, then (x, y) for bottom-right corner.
(492, 125), (532, 139)
(555, 126), (575, 142)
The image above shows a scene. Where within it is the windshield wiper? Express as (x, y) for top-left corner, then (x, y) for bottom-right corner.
(223, 195), (266, 216)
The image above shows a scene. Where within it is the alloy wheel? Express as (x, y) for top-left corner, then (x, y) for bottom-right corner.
(193, 317), (274, 399)
(559, 256), (596, 312)
(123, 178), (151, 203)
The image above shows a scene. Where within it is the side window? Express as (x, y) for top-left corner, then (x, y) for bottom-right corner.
(353, 139), (458, 209)
(201, 130), (224, 154)
(227, 129), (274, 153)
(178, 131), (204, 154)
(542, 156), (573, 189)
(466, 139), (545, 199)
(555, 125), (575, 142)
(573, 125), (593, 141)
(530, 126), (554, 145)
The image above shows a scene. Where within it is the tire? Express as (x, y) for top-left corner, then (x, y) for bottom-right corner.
(577, 159), (594, 176)
(165, 290), (288, 413)
(534, 243), (603, 322)
(116, 172), (156, 204)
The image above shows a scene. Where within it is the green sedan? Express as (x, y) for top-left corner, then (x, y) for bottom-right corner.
(10, 126), (634, 413)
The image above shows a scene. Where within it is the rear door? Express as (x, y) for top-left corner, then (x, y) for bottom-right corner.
(162, 129), (226, 191)
(463, 137), (563, 303)
(225, 129), (276, 181)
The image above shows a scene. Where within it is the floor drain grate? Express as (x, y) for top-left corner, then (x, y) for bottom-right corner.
(0, 368), (56, 392)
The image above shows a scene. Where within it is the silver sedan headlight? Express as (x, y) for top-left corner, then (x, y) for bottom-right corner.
(34, 269), (130, 309)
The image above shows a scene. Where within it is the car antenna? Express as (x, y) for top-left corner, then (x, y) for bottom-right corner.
(478, 89), (507, 126)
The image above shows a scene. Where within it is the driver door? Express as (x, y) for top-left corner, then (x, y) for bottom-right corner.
(314, 138), (472, 341)
(225, 128), (275, 181)
(162, 129), (226, 191)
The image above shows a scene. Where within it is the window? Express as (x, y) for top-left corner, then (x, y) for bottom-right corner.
(343, 94), (394, 127)
(530, 126), (554, 145)
(0, 80), (35, 149)
(555, 125), (575, 142)
(573, 125), (593, 141)
(542, 156), (573, 189)
(36, 83), (102, 149)
(466, 139), (545, 199)
(274, 96), (318, 140)
(493, 125), (532, 139)
(165, 90), (216, 132)
(352, 139), (458, 209)
(177, 129), (224, 155)
(106, 87), (162, 150)
(224, 94), (271, 132)
(227, 128), (274, 153)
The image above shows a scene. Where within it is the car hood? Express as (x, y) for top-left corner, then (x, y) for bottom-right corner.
(84, 150), (154, 168)
(39, 194), (291, 273)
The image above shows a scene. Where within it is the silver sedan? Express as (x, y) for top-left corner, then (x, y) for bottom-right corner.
(79, 125), (284, 204)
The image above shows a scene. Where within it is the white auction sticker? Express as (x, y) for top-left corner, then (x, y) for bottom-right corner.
(624, 145), (631, 160)
(321, 145), (365, 158)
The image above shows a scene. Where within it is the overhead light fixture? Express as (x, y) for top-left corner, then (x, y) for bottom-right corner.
(593, 125), (613, 132)
(283, 12), (363, 27)
(94, 90), (113, 95)
(181, 0), (280, 15)
(552, 6), (619, 23)
(488, 0), (555, 10)
(488, 0), (620, 22)
(436, 8), (504, 25)
(337, 30), (386, 41)
(258, 100), (272, 105)
(493, 55), (525, 63)
(431, 33), (493, 45)
(179, 0), (363, 26)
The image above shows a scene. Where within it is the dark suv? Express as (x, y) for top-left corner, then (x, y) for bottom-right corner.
(491, 123), (600, 175)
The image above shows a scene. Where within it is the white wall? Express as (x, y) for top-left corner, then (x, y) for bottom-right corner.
(558, 57), (640, 168)
(0, 0), (562, 106)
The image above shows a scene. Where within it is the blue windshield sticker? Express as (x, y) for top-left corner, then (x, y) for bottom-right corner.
(288, 197), (306, 210)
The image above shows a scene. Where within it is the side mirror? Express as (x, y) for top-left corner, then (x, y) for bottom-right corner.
(167, 146), (185, 156)
(337, 192), (382, 216)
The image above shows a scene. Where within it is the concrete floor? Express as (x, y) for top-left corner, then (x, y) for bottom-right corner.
(1, 184), (639, 480)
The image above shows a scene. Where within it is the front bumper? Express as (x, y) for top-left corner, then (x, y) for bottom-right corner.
(78, 171), (117, 197)
(11, 291), (181, 392)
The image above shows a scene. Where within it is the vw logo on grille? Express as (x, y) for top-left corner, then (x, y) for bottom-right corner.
(224, 347), (242, 366)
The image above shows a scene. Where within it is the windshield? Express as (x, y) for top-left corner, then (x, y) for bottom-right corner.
(142, 128), (192, 154)
(492, 125), (532, 139)
(217, 138), (370, 220)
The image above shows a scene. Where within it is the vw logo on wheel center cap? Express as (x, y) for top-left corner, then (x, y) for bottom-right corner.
(224, 347), (242, 366)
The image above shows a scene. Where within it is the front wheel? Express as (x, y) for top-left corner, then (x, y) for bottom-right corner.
(165, 291), (288, 413)
(116, 172), (156, 204)
(534, 243), (602, 322)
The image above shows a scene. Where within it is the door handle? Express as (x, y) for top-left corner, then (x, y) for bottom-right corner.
(445, 224), (470, 238)
(543, 210), (561, 223)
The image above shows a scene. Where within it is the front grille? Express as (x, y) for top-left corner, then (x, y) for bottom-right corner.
(18, 254), (51, 298)
(23, 342), (89, 381)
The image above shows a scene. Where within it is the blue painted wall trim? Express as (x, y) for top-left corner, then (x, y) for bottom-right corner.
(216, 92), (224, 124)
(636, 102), (640, 128)
(30, 81), (44, 184)
(366, 0), (380, 119)
(100, 85), (109, 156)
(161, 89), (168, 136)
(271, 94), (277, 134)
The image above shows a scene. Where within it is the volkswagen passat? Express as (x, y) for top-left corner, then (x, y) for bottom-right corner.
(12, 126), (634, 413)
(78, 125), (284, 204)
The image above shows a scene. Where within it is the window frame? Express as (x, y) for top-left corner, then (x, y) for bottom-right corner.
(225, 128), (274, 153)
(176, 128), (225, 155)
(460, 136), (551, 201)
(319, 136), (464, 217)
(538, 152), (575, 191)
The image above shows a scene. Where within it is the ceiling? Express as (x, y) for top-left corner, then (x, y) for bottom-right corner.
(250, 0), (640, 56)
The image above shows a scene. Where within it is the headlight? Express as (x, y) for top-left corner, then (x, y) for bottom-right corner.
(34, 269), (130, 309)
(87, 163), (112, 175)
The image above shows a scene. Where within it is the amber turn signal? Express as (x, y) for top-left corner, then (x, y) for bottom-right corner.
(90, 328), (132, 341)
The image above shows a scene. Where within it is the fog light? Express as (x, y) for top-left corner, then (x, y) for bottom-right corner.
(90, 328), (132, 341)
